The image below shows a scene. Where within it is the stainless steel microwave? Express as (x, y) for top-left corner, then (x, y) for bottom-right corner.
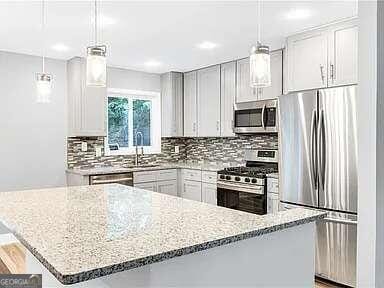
(233, 99), (278, 134)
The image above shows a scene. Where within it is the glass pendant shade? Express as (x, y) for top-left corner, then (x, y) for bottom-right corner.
(86, 45), (107, 87)
(250, 44), (271, 88)
(36, 73), (52, 103)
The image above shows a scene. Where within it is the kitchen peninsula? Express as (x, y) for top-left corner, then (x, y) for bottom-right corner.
(0, 184), (325, 287)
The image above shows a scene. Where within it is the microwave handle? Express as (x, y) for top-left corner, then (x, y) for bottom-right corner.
(261, 104), (266, 129)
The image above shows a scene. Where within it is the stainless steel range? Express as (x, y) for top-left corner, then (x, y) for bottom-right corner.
(217, 149), (278, 215)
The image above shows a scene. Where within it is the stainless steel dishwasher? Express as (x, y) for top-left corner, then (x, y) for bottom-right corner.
(89, 173), (133, 186)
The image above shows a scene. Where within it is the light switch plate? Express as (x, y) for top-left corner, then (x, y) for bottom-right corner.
(95, 146), (102, 157)
(81, 142), (88, 152)
(174, 145), (179, 154)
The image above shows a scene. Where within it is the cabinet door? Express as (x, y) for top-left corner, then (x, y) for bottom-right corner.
(202, 183), (217, 205)
(220, 61), (236, 137)
(258, 50), (283, 100)
(134, 182), (157, 192)
(328, 20), (358, 87)
(236, 58), (258, 103)
(182, 180), (202, 201)
(197, 65), (221, 137)
(183, 71), (198, 136)
(157, 180), (178, 197)
(67, 57), (106, 137)
(267, 193), (279, 214)
(161, 72), (183, 137)
(287, 30), (328, 92)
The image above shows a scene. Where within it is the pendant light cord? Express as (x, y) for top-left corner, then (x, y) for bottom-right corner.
(94, 0), (98, 46)
(41, 0), (46, 73)
(257, 0), (261, 46)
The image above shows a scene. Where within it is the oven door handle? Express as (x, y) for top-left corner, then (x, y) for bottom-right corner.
(217, 182), (264, 195)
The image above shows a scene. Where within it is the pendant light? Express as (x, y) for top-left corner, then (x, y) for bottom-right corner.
(36, 0), (52, 103)
(250, 0), (271, 88)
(86, 0), (107, 87)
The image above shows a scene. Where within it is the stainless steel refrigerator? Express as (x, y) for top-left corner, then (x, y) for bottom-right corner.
(279, 85), (357, 287)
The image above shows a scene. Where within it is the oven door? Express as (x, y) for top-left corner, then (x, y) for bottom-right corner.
(217, 182), (266, 215)
(234, 100), (278, 134)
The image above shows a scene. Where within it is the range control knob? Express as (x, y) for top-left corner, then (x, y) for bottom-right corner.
(244, 178), (250, 183)
(235, 176), (241, 181)
(251, 178), (257, 184)
(225, 175), (231, 180)
(220, 175), (225, 180)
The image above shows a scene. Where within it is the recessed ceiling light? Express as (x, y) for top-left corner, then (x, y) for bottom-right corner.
(196, 41), (219, 50)
(144, 60), (162, 67)
(285, 9), (312, 20)
(51, 43), (70, 52)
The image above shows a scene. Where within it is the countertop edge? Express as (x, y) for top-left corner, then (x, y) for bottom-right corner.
(7, 212), (326, 285)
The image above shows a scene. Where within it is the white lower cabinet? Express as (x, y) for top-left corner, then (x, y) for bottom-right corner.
(267, 177), (279, 214)
(157, 180), (178, 196)
(182, 180), (202, 201)
(134, 169), (177, 196)
(202, 183), (217, 205)
(134, 182), (157, 192)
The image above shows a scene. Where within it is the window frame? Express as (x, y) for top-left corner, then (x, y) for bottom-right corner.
(105, 88), (161, 156)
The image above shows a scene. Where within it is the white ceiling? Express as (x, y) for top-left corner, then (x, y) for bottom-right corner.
(0, 1), (357, 74)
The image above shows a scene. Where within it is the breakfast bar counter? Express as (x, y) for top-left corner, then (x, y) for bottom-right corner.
(0, 184), (325, 287)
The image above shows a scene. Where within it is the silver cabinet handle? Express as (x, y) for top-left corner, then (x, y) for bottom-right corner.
(330, 63), (334, 82)
(216, 120), (220, 132)
(319, 65), (325, 85)
(193, 122), (196, 132)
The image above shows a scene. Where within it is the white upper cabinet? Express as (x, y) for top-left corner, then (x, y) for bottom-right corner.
(258, 50), (283, 100)
(286, 29), (328, 92)
(328, 19), (358, 87)
(236, 50), (283, 103)
(220, 61), (236, 137)
(183, 71), (198, 137)
(286, 18), (358, 92)
(197, 65), (221, 137)
(236, 58), (258, 103)
(161, 72), (184, 137)
(67, 57), (106, 137)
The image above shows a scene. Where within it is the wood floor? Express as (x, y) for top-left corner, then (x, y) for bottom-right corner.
(315, 279), (344, 288)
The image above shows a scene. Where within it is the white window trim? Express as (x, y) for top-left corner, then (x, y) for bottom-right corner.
(105, 88), (161, 156)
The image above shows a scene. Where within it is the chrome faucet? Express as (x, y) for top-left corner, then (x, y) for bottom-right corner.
(134, 131), (144, 166)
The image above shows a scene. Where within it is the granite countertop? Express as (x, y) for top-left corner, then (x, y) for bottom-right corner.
(0, 184), (326, 285)
(66, 162), (233, 176)
(267, 172), (279, 179)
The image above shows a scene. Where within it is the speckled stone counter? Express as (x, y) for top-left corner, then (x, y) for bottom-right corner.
(66, 161), (234, 176)
(0, 184), (325, 285)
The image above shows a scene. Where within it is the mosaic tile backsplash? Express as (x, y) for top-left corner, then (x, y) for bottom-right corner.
(67, 135), (278, 169)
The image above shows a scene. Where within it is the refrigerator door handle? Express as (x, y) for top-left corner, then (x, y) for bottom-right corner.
(310, 110), (318, 190)
(318, 110), (326, 189)
(323, 217), (357, 226)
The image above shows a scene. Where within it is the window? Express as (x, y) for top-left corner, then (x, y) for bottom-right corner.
(105, 89), (161, 155)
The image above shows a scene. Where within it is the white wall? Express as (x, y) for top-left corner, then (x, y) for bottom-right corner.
(0, 52), (161, 192)
(0, 51), (67, 192)
(107, 66), (160, 92)
(357, 0), (384, 287)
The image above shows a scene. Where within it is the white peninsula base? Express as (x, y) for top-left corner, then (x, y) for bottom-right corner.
(21, 223), (315, 288)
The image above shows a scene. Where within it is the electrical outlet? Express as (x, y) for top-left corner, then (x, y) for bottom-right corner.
(174, 145), (179, 154)
(81, 142), (88, 152)
(95, 146), (102, 157)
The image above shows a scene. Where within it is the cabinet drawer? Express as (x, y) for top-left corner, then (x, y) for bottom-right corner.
(202, 171), (217, 184)
(133, 171), (157, 184)
(134, 182), (157, 192)
(182, 169), (202, 181)
(267, 178), (279, 194)
(157, 169), (177, 181)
